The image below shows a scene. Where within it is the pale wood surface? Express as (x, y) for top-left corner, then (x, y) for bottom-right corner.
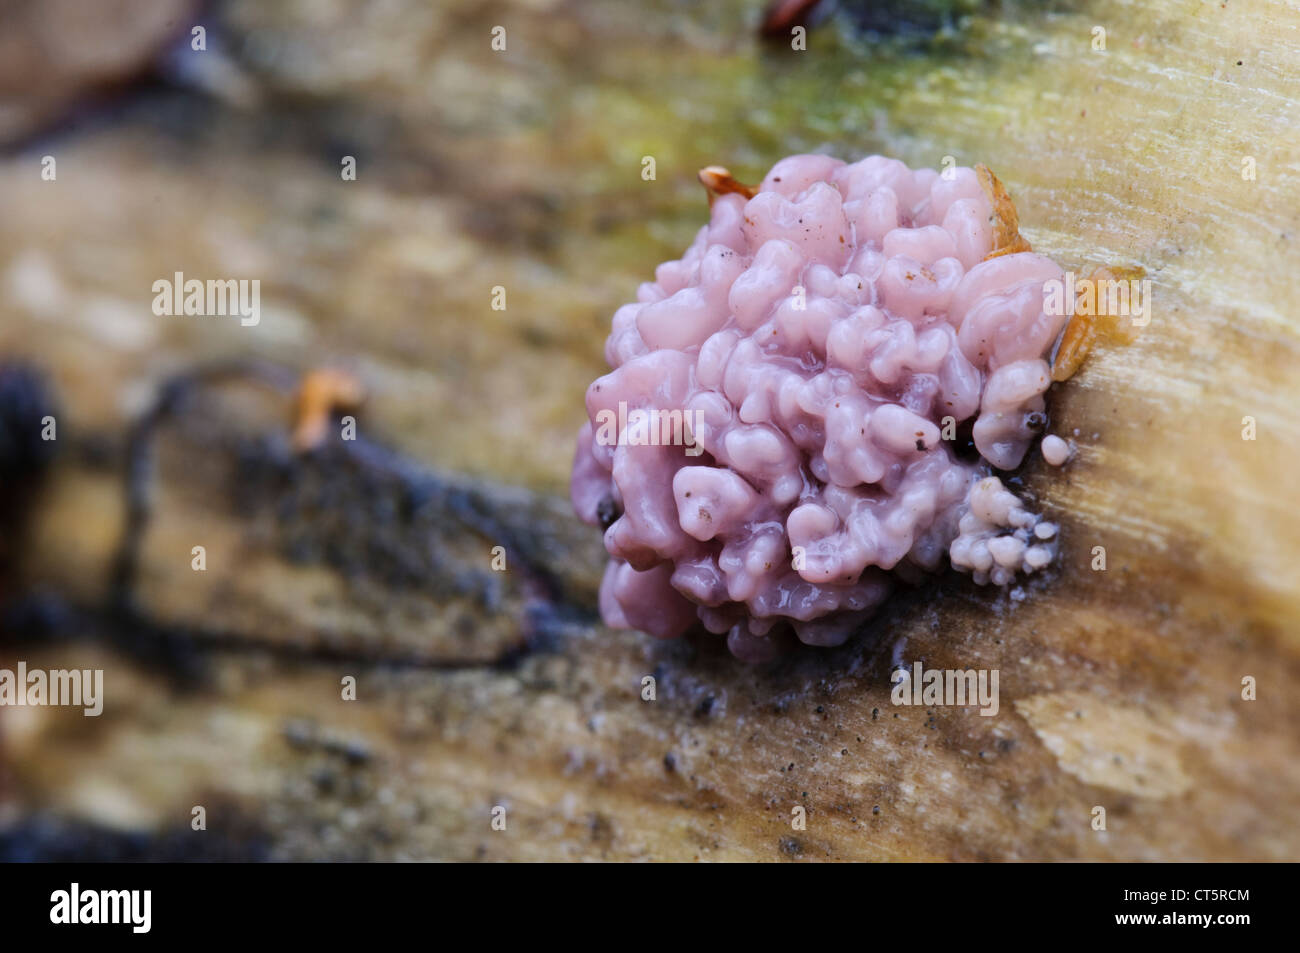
(0, 0), (1297, 860)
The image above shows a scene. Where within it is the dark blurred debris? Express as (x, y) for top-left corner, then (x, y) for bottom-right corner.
(98, 360), (596, 677)
(0, 811), (271, 862)
(760, 0), (830, 38)
(110, 359), (296, 615)
(157, 16), (262, 109)
(839, 0), (985, 37)
(0, 360), (59, 483)
(0, 361), (59, 584)
(0, 0), (200, 146)
(762, 0), (992, 42)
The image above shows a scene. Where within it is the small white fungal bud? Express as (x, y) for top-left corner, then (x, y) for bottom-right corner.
(1041, 434), (1072, 466)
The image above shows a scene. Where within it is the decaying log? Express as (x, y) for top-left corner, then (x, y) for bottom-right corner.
(0, 0), (1298, 860)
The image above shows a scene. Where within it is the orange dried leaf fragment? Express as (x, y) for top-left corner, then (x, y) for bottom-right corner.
(1089, 264), (1147, 346)
(1051, 307), (1097, 383)
(976, 163), (1033, 260)
(292, 368), (365, 451)
(1051, 265), (1148, 382)
(699, 165), (757, 206)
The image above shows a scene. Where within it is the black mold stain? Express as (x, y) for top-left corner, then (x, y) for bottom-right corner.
(0, 813), (272, 863)
(0, 361), (60, 582)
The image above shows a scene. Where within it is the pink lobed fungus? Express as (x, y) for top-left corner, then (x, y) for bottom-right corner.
(571, 154), (1070, 661)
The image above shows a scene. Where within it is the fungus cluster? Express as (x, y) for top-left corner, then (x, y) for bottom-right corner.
(571, 154), (1070, 660)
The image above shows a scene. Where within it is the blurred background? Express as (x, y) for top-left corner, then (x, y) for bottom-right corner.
(0, 0), (1297, 861)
